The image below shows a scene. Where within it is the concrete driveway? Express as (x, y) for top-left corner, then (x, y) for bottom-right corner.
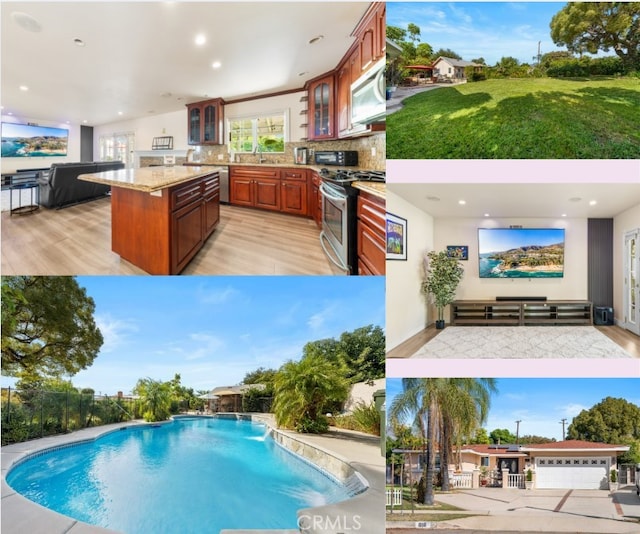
(388, 486), (640, 533)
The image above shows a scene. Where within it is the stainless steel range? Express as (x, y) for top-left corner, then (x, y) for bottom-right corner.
(318, 168), (385, 275)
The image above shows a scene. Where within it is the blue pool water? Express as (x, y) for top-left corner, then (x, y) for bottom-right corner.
(6, 418), (352, 533)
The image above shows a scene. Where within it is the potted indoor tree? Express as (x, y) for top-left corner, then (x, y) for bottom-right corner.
(422, 250), (464, 329)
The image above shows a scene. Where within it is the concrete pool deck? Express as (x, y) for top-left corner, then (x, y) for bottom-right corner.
(1, 416), (384, 534)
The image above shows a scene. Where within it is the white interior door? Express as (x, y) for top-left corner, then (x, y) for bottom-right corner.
(623, 229), (640, 336)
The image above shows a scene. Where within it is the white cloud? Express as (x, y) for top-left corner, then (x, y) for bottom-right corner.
(197, 284), (240, 304)
(561, 403), (588, 418)
(95, 314), (138, 353)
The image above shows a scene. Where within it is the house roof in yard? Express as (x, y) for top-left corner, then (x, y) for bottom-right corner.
(521, 440), (629, 452)
(434, 56), (482, 68)
(461, 444), (527, 456)
(406, 65), (434, 70)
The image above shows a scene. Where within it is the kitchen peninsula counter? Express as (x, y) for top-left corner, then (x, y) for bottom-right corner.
(80, 165), (222, 275)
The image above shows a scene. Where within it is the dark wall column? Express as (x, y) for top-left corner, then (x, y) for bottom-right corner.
(80, 125), (94, 161)
(587, 218), (613, 308)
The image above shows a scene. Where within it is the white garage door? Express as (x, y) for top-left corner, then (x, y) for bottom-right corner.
(535, 457), (609, 490)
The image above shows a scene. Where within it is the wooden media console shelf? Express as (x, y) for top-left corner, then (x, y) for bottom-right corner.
(450, 300), (593, 326)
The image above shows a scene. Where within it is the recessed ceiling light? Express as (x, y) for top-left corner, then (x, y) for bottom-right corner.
(11, 12), (42, 33)
(195, 34), (206, 46)
(589, 200), (597, 206)
(118, 111), (123, 115)
(308, 35), (324, 45)
(211, 61), (221, 69)
(426, 196), (440, 201)
(561, 213), (567, 217)
(8, 112), (13, 115)
(458, 200), (466, 205)
(19, 85), (29, 91)
(569, 197), (582, 202)
(73, 38), (85, 47)
(83, 120), (88, 124)
(66, 120), (70, 124)
(484, 213), (490, 217)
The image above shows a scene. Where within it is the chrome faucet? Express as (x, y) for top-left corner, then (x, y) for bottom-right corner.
(253, 145), (265, 164)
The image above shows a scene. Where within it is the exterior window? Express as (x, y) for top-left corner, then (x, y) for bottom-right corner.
(539, 459), (546, 465)
(228, 112), (286, 153)
(481, 457), (490, 467)
(99, 132), (135, 168)
(448, 67), (452, 74)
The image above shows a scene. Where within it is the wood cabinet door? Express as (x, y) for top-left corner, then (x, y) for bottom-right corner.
(359, 25), (376, 73)
(357, 219), (385, 275)
(203, 174), (220, 237)
(254, 178), (281, 211)
(336, 58), (352, 137)
(308, 76), (335, 140)
(375, 3), (386, 61)
(187, 105), (201, 145)
(171, 200), (204, 274)
(230, 177), (253, 207)
(281, 180), (308, 216)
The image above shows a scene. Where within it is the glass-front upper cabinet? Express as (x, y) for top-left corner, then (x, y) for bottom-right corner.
(308, 75), (335, 140)
(186, 98), (225, 145)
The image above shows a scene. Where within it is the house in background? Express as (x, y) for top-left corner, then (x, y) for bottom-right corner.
(432, 56), (484, 82)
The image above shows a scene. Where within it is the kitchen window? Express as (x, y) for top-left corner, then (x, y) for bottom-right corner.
(227, 112), (287, 153)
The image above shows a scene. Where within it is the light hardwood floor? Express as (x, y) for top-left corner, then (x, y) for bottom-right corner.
(1, 199), (343, 275)
(387, 324), (640, 358)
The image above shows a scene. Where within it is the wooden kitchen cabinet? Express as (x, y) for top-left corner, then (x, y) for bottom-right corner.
(186, 98), (224, 145)
(202, 173), (220, 238)
(230, 166), (281, 212)
(309, 170), (321, 227)
(281, 170), (308, 216)
(357, 190), (385, 276)
(354, 2), (386, 74)
(307, 75), (335, 140)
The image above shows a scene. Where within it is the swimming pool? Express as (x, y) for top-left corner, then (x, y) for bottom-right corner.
(6, 417), (354, 533)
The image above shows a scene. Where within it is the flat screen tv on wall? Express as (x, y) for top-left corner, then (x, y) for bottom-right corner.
(1, 122), (69, 157)
(478, 228), (565, 278)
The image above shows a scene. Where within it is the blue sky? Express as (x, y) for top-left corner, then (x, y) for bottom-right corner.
(1, 276), (385, 395)
(387, 2), (574, 65)
(387, 378), (640, 442)
(478, 228), (565, 253)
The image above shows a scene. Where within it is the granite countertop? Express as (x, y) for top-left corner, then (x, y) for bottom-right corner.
(352, 181), (385, 199)
(79, 165), (226, 193)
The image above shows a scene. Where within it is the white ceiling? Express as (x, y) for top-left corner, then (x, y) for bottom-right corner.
(1, 2), (370, 126)
(388, 183), (640, 219)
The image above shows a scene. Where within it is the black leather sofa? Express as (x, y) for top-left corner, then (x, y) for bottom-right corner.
(38, 161), (124, 209)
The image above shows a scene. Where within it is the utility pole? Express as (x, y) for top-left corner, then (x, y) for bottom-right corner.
(515, 420), (522, 444)
(560, 418), (567, 440)
(537, 41), (542, 65)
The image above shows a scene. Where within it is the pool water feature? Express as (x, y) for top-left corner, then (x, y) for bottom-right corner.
(6, 417), (354, 533)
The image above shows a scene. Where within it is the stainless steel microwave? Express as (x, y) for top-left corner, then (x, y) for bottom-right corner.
(351, 58), (386, 125)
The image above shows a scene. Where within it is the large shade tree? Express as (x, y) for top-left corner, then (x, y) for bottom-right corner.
(1, 276), (103, 380)
(550, 2), (640, 71)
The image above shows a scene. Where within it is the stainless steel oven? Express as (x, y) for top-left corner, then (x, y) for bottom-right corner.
(319, 180), (352, 273)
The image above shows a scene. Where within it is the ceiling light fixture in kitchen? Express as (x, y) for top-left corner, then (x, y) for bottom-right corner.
(589, 200), (597, 206)
(308, 35), (324, 45)
(211, 61), (221, 69)
(195, 34), (206, 46)
(458, 200), (466, 205)
(19, 85), (29, 91)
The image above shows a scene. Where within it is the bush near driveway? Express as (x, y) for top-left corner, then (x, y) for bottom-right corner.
(386, 77), (640, 159)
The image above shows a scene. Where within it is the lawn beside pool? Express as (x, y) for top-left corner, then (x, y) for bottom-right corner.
(386, 77), (640, 159)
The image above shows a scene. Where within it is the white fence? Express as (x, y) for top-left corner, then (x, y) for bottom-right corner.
(508, 473), (525, 489)
(451, 472), (473, 488)
(386, 488), (403, 506)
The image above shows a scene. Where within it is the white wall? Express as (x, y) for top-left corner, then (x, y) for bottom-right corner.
(92, 91), (307, 154)
(434, 217), (589, 302)
(1, 115), (81, 173)
(613, 202), (640, 327)
(386, 191), (435, 351)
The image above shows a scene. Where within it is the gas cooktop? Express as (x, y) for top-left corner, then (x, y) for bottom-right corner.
(319, 168), (385, 184)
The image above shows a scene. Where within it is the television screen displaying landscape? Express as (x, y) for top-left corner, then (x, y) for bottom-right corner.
(1, 123), (69, 157)
(478, 228), (565, 278)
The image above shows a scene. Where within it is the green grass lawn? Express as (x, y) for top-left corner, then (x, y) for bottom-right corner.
(387, 77), (640, 159)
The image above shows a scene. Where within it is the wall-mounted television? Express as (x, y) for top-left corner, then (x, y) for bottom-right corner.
(1, 122), (69, 157)
(478, 228), (565, 278)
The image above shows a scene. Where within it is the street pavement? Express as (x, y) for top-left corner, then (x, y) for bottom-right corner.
(387, 486), (640, 533)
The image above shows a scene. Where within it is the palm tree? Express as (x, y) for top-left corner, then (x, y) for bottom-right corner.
(273, 355), (349, 433)
(134, 378), (171, 422)
(389, 378), (497, 503)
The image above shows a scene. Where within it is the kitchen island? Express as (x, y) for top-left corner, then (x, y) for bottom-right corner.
(80, 165), (223, 274)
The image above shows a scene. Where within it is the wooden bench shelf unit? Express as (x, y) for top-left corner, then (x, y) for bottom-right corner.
(450, 300), (593, 326)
